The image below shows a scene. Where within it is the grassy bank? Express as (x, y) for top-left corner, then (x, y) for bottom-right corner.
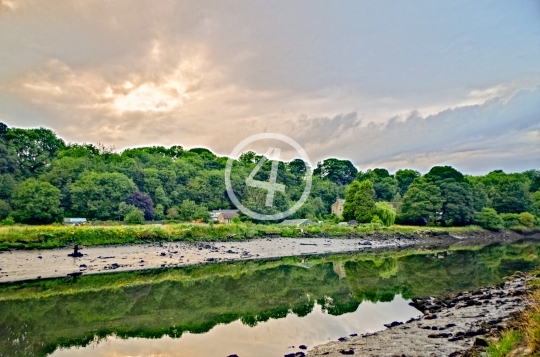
(0, 222), (486, 250)
(486, 270), (540, 356)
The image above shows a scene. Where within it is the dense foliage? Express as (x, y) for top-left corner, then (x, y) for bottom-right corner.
(0, 122), (538, 228)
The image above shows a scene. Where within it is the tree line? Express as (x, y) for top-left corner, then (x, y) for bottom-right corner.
(0, 122), (538, 228)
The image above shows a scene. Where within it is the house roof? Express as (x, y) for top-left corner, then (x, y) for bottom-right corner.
(280, 219), (313, 226)
(64, 218), (86, 222)
(336, 199), (345, 204)
(219, 211), (239, 219)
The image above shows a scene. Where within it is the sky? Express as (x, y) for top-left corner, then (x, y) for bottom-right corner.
(0, 0), (539, 174)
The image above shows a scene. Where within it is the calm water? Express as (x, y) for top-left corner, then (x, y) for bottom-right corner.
(1, 242), (539, 357)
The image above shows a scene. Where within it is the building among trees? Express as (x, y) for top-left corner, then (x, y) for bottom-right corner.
(331, 198), (345, 218)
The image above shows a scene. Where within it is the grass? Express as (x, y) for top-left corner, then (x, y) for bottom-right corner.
(487, 330), (523, 357)
(0, 222), (485, 251)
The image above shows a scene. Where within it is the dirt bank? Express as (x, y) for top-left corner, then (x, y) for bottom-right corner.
(0, 230), (538, 284)
(307, 274), (529, 357)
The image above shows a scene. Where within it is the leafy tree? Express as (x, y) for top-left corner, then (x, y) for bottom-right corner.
(491, 177), (531, 213)
(12, 179), (62, 224)
(374, 202), (396, 227)
(314, 158), (358, 185)
(179, 199), (198, 221)
(154, 204), (165, 220)
(425, 166), (465, 183)
(358, 169), (398, 201)
(471, 182), (489, 211)
(71, 172), (137, 220)
(125, 209), (144, 224)
(6, 127), (65, 176)
(395, 169), (420, 195)
(439, 180), (475, 225)
(519, 212), (535, 228)
(474, 208), (504, 230)
(400, 178), (443, 224)
(531, 191), (540, 217)
(343, 180), (376, 223)
(126, 191), (154, 220)
(0, 199), (11, 220)
(0, 174), (15, 200)
(118, 203), (139, 220)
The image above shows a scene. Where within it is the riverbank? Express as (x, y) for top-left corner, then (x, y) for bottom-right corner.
(0, 223), (491, 250)
(308, 273), (530, 357)
(1, 229), (538, 284)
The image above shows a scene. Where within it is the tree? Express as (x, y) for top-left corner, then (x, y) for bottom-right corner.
(374, 202), (396, 227)
(358, 169), (398, 201)
(12, 179), (62, 224)
(425, 166), (465, 183)
(71, 172), (137, 220)
(6, 127), (65, 176)
(166, 207), (180, 220)
(343, 180), (376, 223)
(474, 208), (504, 230)
(471, 182), (489, 212)
(531, 191), (540, 217)
(0, 199), (11, 220)
(439, 180), (475, 225)
(0, 174), (15, 200)
(395, 169), (420, 195)
(125, 209), (144, 224)
(126, 191), (154, 220)
(400, 178), (443, 224)
(179, 199), (198, 221)
(154, 204), (165, 220)
(491, 177), (531, 213)
(314, 158), (358, 185)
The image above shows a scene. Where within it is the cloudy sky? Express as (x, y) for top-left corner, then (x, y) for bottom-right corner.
(1, 0), (539, 174)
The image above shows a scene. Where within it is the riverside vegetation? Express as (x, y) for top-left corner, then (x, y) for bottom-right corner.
(0, 122), (539, 236)
(1, 242), (539, 357)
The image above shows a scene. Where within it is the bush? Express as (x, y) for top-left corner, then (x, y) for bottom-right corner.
(519, 212), (535, 228)
(0, 199), (11, 220)
(500, 213), (520, 228)
(374, 202), (396, 227)
(125, 209), (144, 225)
(474, 208), (504, 230)
(0, 216), (15, 226)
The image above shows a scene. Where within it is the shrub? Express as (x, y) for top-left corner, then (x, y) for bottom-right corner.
(519, 212), (535, 228)
(474, 208), (504, 230)
(0, 216), (15, 226)
(125, 209), (144, 225)
(374, 202), (396, 227)
(500, 213), (520, 228)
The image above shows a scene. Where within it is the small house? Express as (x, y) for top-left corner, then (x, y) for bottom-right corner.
(279, 219), (314, 227)
(63, 218), (87, 226)
(217, 211), (239, 224)
(331, 198), (345, 218)
(210, 209), (239, 222)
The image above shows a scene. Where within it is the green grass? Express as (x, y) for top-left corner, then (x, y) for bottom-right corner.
(0, 222), (485, 250)
(487, 330), (523, 357)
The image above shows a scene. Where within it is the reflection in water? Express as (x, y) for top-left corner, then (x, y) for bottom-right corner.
(0, 242), (539, 357)
(50, 297), (420, 357)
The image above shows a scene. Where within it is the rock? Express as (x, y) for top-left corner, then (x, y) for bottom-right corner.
(474, 337), (489, 347)
(227, 355), (239, 357)
(339, 349), (355, 355)
(424, 314), (438, 320)
(338, 337), (348, 342)
(299, 345), (307, 350)
(384, 321), (403, 328)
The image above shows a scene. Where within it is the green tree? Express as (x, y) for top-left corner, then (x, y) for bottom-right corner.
(179, 199), (198, 221)
(439, 180), (475, 225)
(125, 209), (144, 224)
(425, 166), (465, 183)
(395, 169), (420, 196)
(374, 202), (396, 226)
(6, 127), (65, 177)
(12, 179), (62, 224)
(0, 174), (15, 201)
(314, 158), (358, 185)
(474, 208), (504, 230)
(530, 191), (540, 217)
(0, 199), (11, 220)
(154, 204), (165, 220)
(71, 172), (137, 220)
(400, 178), (443, 224)
(491, 177), (531, 213)
(343, 180), (376, 223)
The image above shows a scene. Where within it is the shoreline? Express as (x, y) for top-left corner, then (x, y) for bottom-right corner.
(0, 231), (538, 284)
(307, 273), (529, 357)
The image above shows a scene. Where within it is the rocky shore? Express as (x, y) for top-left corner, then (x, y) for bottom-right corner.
(307, 274), (529, 357)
